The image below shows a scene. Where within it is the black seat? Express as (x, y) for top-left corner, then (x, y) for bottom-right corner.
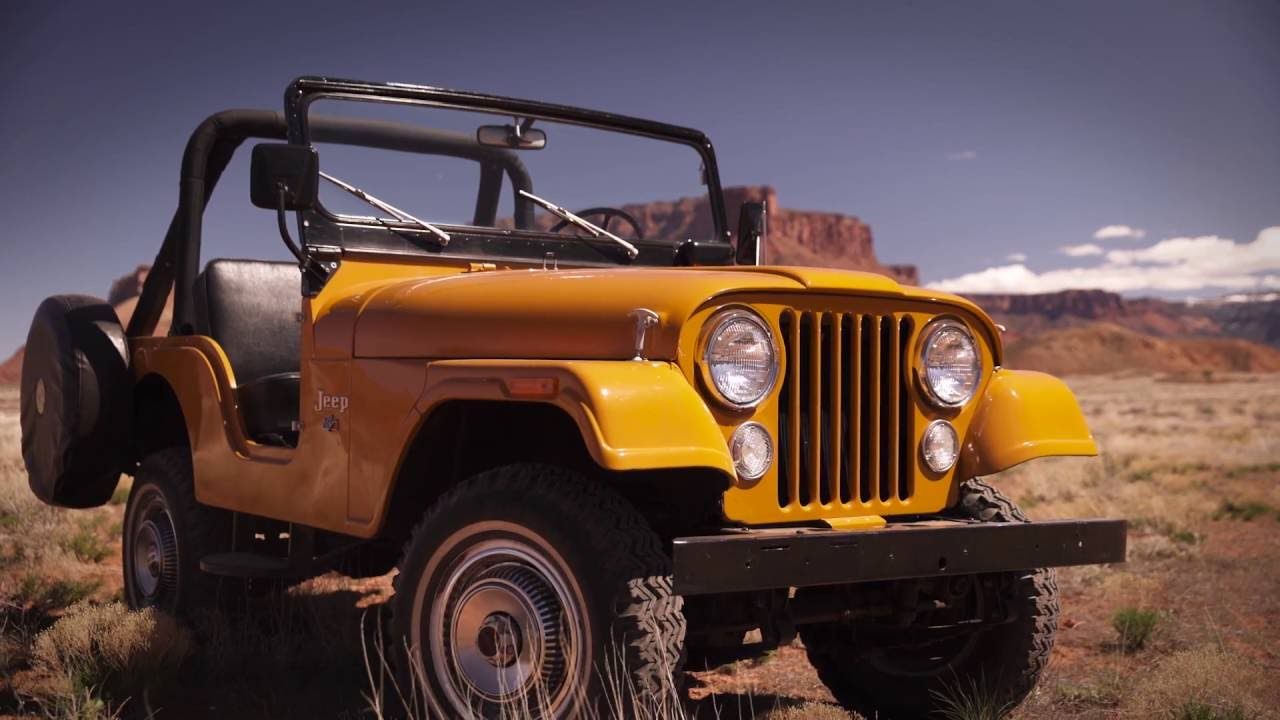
(192, 260), (302, 446)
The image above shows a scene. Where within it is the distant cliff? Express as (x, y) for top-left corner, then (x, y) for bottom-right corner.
(966, 289), (1280, 374)
(619, 186), (918, 285)
(968, 290), (1228, 344)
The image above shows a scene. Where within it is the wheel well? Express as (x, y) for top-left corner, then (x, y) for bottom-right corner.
(133, 374), (189, 461)
(378, 400), (730, 546)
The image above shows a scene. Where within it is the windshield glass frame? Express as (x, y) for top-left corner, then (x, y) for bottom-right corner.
(286, 77), (731, 267)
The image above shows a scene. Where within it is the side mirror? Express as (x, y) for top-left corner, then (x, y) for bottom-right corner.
(477, 124), (547, 150)
(250, 143), (319, 211)
(736, 201), (767, 265)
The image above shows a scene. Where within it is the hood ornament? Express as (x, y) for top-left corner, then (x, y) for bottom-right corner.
(628, 308), (660, 361)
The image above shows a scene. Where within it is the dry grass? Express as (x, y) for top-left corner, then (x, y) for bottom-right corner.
(1127, 645), (1276, 719)
(29, 602), (190, 710)
(1, 375), (1279, 718)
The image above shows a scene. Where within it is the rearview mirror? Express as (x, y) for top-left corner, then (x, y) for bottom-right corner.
(250, 143), (319, 211)
(736, 202), (767, 265)
(477, 124), (547, 150)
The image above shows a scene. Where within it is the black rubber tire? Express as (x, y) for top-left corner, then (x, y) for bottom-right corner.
(800, 478), (1060, 719)
(122, 448), (232, 619)
(390, 463), (686, 717)
(20, 294), (131, 508)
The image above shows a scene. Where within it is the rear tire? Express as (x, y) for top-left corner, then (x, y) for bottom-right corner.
(122, 448), (231, 618)
(800, 478), (1059, 719)
(390, 463), (685, 718)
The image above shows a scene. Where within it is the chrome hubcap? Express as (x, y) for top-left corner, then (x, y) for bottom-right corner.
(428, 537), (585, 716)
(130, 494), (179, 606)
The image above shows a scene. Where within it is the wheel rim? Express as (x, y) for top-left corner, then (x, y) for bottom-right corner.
(129, 490), (179, 608)
(423, 531), (586, 717)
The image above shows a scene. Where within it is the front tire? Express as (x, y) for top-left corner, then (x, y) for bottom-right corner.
(122, 448), (230, 617)
(800, 478), (1059, 719)
(390, 464), (685, 718)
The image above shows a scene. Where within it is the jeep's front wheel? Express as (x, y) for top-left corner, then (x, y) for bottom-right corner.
(799, 478), (1060, 719)
(390, 464), (685, 718)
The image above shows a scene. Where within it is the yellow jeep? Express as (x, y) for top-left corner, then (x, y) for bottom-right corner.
(19, 76), (1125, 718)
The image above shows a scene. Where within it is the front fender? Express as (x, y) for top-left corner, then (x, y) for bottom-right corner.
(416, 359), (735, 478)
(958, 369), (1097, 478)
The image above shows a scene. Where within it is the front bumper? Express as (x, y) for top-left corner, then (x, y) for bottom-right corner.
(672, 518), (1127, 596)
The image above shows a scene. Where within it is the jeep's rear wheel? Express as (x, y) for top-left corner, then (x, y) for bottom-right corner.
(799, 478), (1059, 719)
(391, 464), (685, 718)
(122, 448), (230, 618)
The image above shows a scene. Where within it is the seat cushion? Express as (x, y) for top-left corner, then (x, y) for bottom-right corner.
(193, 260), (301, 383)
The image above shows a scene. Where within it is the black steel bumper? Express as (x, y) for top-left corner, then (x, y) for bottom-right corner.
(672, 519), (1127, 596)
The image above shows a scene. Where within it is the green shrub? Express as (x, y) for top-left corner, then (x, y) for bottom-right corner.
(1112, 607), (1159, 651)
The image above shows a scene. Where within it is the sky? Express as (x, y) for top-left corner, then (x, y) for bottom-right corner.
(1, 0), (1278, 352)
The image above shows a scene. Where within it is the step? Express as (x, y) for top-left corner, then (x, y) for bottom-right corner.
(199, 552), (303, 579)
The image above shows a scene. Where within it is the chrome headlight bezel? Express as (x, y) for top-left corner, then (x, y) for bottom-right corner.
(698, 307), (780, 410)
(730, 421), (774, 481)
(916, 317), (982, 408)
(921, 419), (960, 473)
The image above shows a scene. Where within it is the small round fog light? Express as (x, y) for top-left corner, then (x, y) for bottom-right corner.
(730, 422), (773, 481)
(921, 420), (959, 473)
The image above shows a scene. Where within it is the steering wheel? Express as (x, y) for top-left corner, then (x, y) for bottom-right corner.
(549, 207), (645, 241)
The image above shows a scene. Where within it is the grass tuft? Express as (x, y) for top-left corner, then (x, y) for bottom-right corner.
(1175, 701), (1252, 720)
(930, 674), (1014, 720)
(1214, 499), (1279, 522)
(17, 573), (101, 612)
(1112, 607), (1159, 651)
(59, 517), (112, 563)
(31, 602), (191, 708)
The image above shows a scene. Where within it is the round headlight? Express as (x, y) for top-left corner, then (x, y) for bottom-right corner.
(918, 319), (982, 407)
(921, 420), (959, 473)
(730, 422), (774, 481)
(702, 309), (778, 408)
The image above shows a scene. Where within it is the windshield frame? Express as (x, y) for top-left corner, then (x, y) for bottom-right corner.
(286, 77), (731, 266)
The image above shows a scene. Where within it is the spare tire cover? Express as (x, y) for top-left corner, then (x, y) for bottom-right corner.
(20, 295), (132, 508)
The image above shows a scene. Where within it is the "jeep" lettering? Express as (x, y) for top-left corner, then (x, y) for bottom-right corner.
(315, 391), (349, 413)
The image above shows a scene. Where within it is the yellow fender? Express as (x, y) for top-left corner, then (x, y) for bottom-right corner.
(417, 359), (736, 478)
(959, 369), (1098, 477)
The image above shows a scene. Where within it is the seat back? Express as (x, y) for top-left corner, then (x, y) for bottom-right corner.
(192, 260), (301, 384)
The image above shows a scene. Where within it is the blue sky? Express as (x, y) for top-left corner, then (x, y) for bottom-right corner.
(2, 0), (1278, 352)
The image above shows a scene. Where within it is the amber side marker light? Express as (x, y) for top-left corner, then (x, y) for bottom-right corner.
(506, 377), (559, 399)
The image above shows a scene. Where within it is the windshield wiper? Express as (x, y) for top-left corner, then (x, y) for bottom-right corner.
(319, 171), (451, 245)
(518, 189), (639, 261)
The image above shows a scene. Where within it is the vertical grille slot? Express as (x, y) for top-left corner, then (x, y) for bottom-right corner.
(776, 310), (915, 512)
(838, 314), (854, 504)
(897, 317), (915, 500)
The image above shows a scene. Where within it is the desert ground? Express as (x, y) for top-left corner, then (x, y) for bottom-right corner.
(1, 374), (1278, 719)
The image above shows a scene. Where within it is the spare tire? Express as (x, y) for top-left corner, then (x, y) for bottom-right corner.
(20, 295), (133, 508)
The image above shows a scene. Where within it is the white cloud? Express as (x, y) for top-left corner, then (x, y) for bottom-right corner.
(1005, 252), (1027, 262)
(1060, 243), (1104, 257)
(929, 227), (1280, 295)
(946, 150), (978, 161)
(1093, 224), (1147, 241)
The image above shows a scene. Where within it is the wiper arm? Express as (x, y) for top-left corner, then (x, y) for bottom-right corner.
(319, 171), (451, 245)
(518, 189), (639, 261)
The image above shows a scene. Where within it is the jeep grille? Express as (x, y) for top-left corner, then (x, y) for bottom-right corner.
(777, 310), (915, 510)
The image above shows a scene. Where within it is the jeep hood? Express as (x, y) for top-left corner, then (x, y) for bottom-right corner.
(350, 265), (992, 362)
